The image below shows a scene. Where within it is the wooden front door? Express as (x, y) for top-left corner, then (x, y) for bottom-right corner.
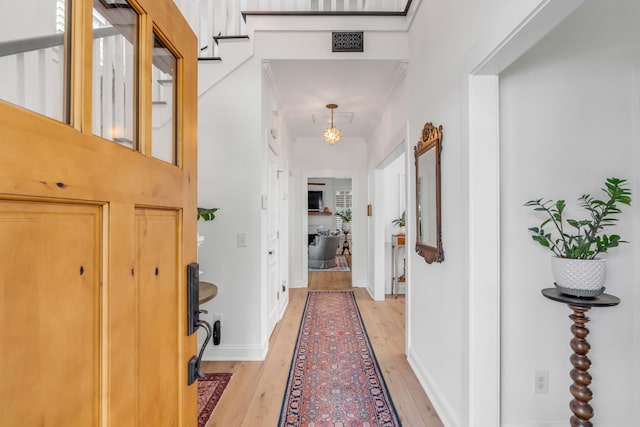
(0, 0), (198, 425)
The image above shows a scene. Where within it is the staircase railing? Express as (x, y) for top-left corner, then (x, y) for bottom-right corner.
(173, 0), (411, 58)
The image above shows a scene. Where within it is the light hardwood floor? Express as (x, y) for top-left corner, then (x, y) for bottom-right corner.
(202, 260), (443, 426)
(308, 253), (353, 290)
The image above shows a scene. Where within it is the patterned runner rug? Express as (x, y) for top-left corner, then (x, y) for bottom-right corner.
(198, 373), (232, 427)
(279, 291), (402, 426)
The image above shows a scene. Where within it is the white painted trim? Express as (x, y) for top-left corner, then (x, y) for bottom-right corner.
(197, 37), (255, 97)
(260, 127), (270, 356)
(372, 125), (409, 302)
(632, 63), (640, 416)
(467, 75), (501, 427)
(502, 423), (629, 427)
(278, 295), (289, 319)
(380, 61), (408, 112)
(365, 284), (375, 300)
(403, 120), (412, 357)
(407, 346), (459, 427)
(372, 168), (386, 301)
(472, 0), (585, 75)
(201, 343), (268, 361)
(502, 423), (573, 427)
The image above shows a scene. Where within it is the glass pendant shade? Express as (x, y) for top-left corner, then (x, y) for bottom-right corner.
(323, 126), (342, 145)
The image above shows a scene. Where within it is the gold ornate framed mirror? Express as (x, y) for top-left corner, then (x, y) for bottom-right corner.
(414, 122), (444, 263)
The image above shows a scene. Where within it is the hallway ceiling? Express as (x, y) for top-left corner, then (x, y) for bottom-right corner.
(266, 60), (404, 143)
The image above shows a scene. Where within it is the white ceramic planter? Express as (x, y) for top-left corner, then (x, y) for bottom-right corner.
(551, 257), (606, 297)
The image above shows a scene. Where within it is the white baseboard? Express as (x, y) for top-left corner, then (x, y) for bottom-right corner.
(365, 285), (375, 299)
(292, 280), (306, 288)
(279, 296), (289, 318)
(503, 421), (631, 427)
(407, 346), (459, 427)
(201, 343), (268, 361)
(502, 422), (566, 427)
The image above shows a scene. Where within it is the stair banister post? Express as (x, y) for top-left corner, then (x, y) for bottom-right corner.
(220, 0), (227, 37)
(231, 0), (240, 35)
(203, 0), (214, 56)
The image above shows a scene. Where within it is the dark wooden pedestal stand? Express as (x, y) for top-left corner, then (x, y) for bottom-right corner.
(541, 288), (620, 427)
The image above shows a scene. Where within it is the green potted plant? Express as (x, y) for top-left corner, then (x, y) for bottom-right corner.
(197, 207), (219, 247)
(197, 207), (219, 222)
(336, 208), (352, 234)
(524, 177), (631, 296)
(391, 211), (406, 235)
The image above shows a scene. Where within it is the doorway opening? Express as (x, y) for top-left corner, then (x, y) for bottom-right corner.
(371, 137), (408, 301)
(307, 177), (353, 290)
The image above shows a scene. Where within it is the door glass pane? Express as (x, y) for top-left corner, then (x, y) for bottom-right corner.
(0, 0), (69, 122)
(151, 34), (177, 165)
(92, 0), (137, 149)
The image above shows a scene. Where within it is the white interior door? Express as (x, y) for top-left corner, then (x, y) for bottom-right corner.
(267, 148), (280, 333)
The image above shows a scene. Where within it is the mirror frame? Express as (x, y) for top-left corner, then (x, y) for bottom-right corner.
(414, 122), (444, 264)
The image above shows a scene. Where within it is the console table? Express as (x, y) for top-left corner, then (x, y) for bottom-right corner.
(199, 281), (218, 304)
(541, 288), (620, 427)
(391, 234), (406, 297)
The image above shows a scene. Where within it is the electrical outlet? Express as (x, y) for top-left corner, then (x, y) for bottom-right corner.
(237, 232), (247, 247)
(534, 370), (548, 394)
(212, 313), (222, 326)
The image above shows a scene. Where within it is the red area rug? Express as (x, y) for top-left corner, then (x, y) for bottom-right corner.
(279, 291), (402, 426)
(198, 373), (232, 427)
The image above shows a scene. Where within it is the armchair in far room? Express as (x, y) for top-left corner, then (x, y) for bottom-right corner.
(308, 234), (341, 269)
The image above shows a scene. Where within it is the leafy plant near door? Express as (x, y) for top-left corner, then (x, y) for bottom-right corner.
(197, 207), (218, 250)
(524, 177), (631, 296)
(197, 207), (219, 221)
(391, 211), (405, 228)
(391, 211), (405, 235)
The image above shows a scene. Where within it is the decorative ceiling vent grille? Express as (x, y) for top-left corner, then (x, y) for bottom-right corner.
(332, 32), (363, 52)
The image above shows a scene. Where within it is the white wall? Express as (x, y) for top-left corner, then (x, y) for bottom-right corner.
(500, 1), (639, 425)
(367, 64), (408, 301)
(197, 57), (267, 360)
(198, 54), (295, 360)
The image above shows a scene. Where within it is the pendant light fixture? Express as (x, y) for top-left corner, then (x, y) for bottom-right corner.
(323, 103), (342, 145)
